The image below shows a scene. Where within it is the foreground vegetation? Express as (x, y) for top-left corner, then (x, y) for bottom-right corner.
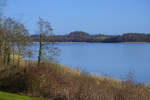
(0, 91), (50, 100)
(0, 62), (150, 100)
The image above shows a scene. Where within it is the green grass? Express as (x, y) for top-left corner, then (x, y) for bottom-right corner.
(0, 91), (51, 100)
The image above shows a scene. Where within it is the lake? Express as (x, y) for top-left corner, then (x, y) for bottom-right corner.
(31, 43), (150, 83)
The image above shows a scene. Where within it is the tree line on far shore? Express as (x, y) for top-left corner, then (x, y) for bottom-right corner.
(31, 31), (150, 43)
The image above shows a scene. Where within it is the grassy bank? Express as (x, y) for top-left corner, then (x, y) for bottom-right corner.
(0, 91), (51, 100)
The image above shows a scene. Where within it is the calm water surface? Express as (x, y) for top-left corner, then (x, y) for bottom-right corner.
(31, 43), (150, 83)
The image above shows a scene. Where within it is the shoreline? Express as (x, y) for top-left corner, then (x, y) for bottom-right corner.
(121, 42), (150, 44)
(33, 41), (150, 44)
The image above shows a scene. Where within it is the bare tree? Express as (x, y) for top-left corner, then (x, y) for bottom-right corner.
(37, 17), (60, 66)
(0, 17), (31, 66)
(14, 22), (30, 66)
(0, 0), (6, 63)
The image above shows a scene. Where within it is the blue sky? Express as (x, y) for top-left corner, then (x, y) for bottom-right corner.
(3, 0), (150, 35)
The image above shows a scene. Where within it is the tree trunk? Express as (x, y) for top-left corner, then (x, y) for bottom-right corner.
(12, 47), (15, 64)
(7, 48), (10, 65)
(17, 48), (21, 67)
(38, 34), (42, 67)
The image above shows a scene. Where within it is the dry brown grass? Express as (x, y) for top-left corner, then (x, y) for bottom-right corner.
(0, 60), (150, 100)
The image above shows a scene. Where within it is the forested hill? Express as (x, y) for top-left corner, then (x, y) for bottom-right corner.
(31, 31), (150, 43)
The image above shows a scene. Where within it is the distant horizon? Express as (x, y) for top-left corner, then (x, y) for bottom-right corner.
(3, 0), (150, 35)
